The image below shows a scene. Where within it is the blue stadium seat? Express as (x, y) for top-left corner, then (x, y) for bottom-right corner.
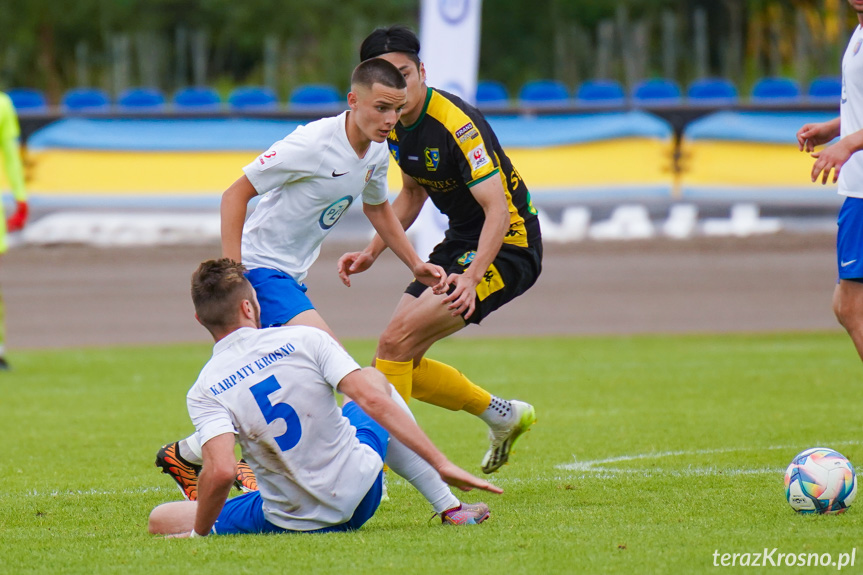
(574, 79), (626, 108)
(750, 77), (802, 104)
(61, 88), (111, 113)
(6, 88), (49, 112)
(117, 87), (166, 112)
(686, 78), (739, 105)
(807, 76), (842, 104)
(518, 80), (570, 107)
(475, 80), (509, 109)
(228, 86), (279, 111)
(632, 78), (682, 106)
(288, 84), (343, 110)
(172, 86), (222, 111)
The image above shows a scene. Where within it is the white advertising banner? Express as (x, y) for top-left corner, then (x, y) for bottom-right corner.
(419, 0), (483, 105)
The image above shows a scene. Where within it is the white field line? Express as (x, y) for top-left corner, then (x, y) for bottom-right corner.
(17, 486), (176, 498)
(555, 440), (863, 477)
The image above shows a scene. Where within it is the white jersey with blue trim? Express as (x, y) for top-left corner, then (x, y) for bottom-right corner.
(241, 111), (389, 282)
(840, 25), (863, 198)
(186, 325), (383, 532)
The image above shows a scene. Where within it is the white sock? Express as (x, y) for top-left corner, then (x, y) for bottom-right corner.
(178, 433), (203, 465)
(478, 395), (514, 430)
(384, 387), (460, 513)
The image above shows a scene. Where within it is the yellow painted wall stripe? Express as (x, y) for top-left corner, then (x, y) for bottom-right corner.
(680, 140), (819, 186)
(27, 150), (254, 194)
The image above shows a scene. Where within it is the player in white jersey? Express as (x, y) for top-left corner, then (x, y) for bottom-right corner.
(227, 57), (446, 332)
(797, 0), (863, 361)
(148, 259), (500, 536)
(155, 58), (449, 499)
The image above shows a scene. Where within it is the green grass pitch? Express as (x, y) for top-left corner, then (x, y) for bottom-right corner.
(1, 332), (861, 574)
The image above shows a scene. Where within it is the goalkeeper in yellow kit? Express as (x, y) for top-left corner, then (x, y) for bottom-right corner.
(0, 92), (30, 368)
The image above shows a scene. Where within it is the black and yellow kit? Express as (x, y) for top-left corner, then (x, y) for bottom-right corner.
(390, 87), (542, 324)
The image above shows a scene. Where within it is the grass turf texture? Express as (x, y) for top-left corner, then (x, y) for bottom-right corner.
(1, 332), (860, 574)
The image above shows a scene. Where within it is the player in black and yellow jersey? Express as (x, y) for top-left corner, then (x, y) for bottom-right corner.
(338, 26), (541, 474)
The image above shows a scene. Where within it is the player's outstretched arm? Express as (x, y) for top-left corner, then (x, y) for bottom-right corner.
(338, 173), (433, 287)
(339, 367), (503, 494)
(362, 200), (447, 290)
(220, 176), (258, 262)
(808, 128), (863, 185)
(797, 118), (841, 152)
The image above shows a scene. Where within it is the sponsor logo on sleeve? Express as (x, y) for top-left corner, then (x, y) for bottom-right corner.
(458, 130), (479, 143)
(257, 150), (279, 168)
(468, 144), (490, 171)
(364, 164), (376, 184)
(455, 123), (473, 138)
(455, 122), (479, 143)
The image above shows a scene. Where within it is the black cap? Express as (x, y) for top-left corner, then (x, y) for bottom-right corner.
(360, 25), (420, 61)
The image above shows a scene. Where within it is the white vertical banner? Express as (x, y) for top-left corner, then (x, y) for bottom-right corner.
(419, 0), (483, 105)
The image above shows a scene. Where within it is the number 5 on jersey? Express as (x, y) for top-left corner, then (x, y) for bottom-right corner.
(250, 375), (302, 451)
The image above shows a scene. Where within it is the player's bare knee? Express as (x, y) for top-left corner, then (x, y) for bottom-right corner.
(836, 305), (863, 332)
(148, 501), (196, 535)
(834, 298), (847, 328)
(834, 287), (863, 330)
(377, 325), (415, 360)
(148, 505), (167, 534)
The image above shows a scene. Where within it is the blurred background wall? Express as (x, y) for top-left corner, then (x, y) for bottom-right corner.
(0, 0), (852, 105)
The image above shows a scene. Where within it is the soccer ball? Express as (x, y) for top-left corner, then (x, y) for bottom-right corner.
(784, 447), (857, 514)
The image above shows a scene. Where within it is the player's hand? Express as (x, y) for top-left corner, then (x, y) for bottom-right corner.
(337, 251), (375, 287)
(797, 122), (838, 152)
(810, 140), (853, 185)
(436, 461), (503, 494)
(441, 272), (479, 319)
(6, 200), (28, 232)
(412, 262), (447, 293)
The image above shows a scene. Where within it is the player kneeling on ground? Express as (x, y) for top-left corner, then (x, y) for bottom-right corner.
(148, 259), (500, 537)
